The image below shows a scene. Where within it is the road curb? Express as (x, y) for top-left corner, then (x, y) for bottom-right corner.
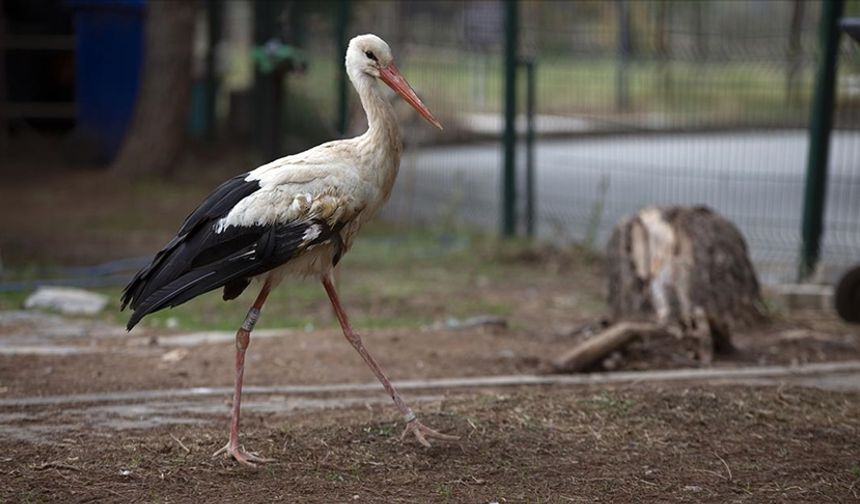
(4, 360), (860, 408)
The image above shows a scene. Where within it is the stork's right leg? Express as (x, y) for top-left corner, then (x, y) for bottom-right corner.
(213, 282), (274, 466)
(321, 274), (459, 447)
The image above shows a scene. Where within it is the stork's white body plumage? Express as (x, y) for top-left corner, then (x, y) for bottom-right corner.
(217, 128), (400, 281)
(121, 34), (455, 466)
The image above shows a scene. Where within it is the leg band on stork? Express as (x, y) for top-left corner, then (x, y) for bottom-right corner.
(241, 307), (261, 333)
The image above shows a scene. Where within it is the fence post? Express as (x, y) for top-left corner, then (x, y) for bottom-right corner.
(501, 0), (518, 237)
(799, 0), (843, 280)
(615, 0), (630, 113)
(523, 60), (536, 238)
(335, 0), (351, 137)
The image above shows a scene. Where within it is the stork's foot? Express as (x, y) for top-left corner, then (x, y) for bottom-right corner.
(213, 442), (275, 467)
(400, 418), (459, 448)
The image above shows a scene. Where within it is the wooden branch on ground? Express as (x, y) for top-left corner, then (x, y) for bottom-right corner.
(551, 321), (668, 373)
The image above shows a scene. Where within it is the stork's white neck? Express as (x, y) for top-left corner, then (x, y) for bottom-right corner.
(351, 72), (400, 147)
(348, 69), (402, 202)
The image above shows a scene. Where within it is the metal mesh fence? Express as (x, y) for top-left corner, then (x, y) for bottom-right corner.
(295, 0), (860, 284)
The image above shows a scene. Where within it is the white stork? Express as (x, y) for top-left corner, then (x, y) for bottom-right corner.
(121, 34), (456, 466)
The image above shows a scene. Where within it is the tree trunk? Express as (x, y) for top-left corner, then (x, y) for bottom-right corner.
(112, 0), (195, 176)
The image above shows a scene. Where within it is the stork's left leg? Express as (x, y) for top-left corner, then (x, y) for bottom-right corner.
(321, 274), (458, 447)
(213, 281), (275, 466)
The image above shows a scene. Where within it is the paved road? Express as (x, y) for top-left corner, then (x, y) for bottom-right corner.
(387, 130), (860, 283)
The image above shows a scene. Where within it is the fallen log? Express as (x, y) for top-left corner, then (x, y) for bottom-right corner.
(552, 321), (667, 373)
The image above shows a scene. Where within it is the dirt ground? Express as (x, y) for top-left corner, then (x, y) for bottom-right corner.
(2, 289), (859, 504)
(3, 159), (860, 502)
(3, 384), (859, 503)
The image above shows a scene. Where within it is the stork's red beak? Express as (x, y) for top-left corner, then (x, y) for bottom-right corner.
(379, 64), (443, 130)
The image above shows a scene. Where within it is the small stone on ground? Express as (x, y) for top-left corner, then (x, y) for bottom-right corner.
(24, 287), (108, 316)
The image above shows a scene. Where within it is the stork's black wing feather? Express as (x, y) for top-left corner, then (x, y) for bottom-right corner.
(121, 174), (343, 331)
(176, 174), (261, 236)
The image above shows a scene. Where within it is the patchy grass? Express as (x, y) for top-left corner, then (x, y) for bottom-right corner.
(577, 390), (634, 418)
(0, 222), (589, 333)
(0, 174), (599, 333)
(0, 163), (603, 333)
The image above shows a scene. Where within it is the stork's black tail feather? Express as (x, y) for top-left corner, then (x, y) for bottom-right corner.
(122, 224), (281, 331)
(121, 217), (344, 331)
(124, 257), (260, 330)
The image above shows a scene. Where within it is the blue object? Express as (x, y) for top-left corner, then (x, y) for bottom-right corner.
(70, 0), (145, 162)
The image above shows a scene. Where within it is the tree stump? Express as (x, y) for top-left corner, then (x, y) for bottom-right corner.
(553, 205), (768, 373)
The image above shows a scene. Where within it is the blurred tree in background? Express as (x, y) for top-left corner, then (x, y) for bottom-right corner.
(112, 0), (194, 176)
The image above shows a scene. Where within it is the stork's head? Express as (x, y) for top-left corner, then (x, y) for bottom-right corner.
(346, 34), (442, 130)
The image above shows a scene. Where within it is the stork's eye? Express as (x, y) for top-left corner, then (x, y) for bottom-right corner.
(364, 50), (378, 62)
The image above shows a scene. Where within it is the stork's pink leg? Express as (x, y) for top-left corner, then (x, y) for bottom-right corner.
(321, 275), (458, 447)
(213, 282), (275, 466)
